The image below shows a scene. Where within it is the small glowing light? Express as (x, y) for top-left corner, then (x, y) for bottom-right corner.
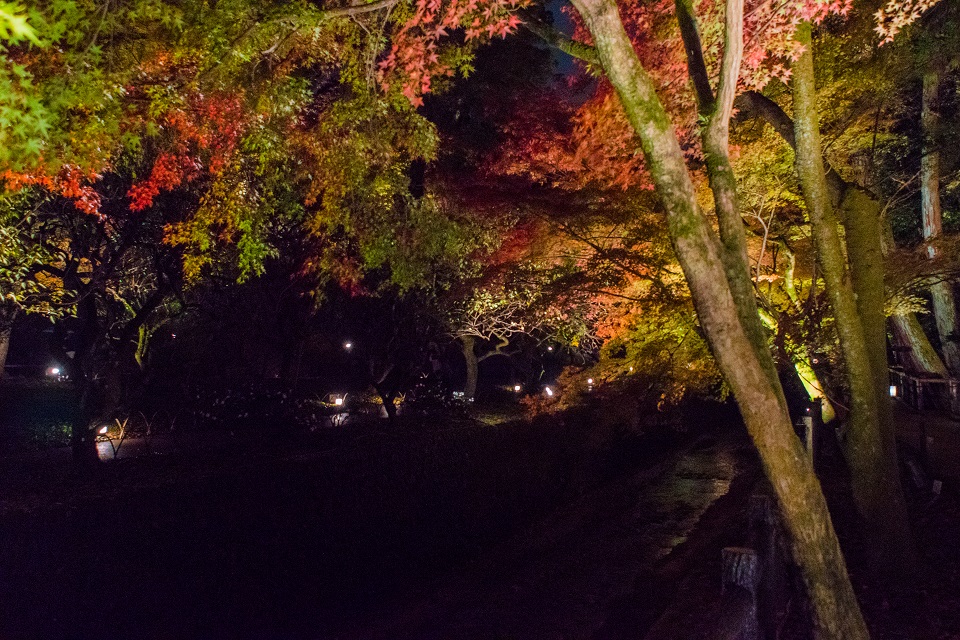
(545, 386), (554, 397)
(98, 426), (108, 434)
(547, 346), (553, 352)
(587, 378), (594, 385)
(171, 333), (177, 339)
(629, 366), (634, 372)
(889, 385), (897, 397)
(50, 367), (60, 375)
(514, 384), (522, 392)
(334, 397), (344, 406)
(344, 341), (353, 350)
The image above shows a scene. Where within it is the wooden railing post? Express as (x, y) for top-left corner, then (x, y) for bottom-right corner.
(722, 547), (760, 640)
(748, 494), (781, 639)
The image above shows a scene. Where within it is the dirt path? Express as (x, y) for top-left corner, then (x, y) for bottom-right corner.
(335, 428), (758, 640)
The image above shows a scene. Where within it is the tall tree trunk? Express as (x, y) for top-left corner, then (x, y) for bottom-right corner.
(792, 22), (914, 583)
(922, 68), (960, 373)
(460, 335), (479, 400)
(676, 0), (780, 390)
(567, 0), (867, 636)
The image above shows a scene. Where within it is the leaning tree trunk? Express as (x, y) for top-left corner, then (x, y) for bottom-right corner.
(460, 335), (479, 400)
(792, 22), (914, 584)
(567, 0), (868, 636)
(922, 67), (960, 374)
(885, 191), (949, 376)
(890, 314), (950, 375)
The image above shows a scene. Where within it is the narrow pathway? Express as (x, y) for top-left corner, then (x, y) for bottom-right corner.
(338, 427), (756, 640)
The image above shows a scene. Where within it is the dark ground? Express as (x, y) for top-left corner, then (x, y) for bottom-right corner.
(0, 388), (958, 639)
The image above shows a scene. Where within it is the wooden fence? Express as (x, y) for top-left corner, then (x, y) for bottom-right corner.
(888, 368), (960, 416)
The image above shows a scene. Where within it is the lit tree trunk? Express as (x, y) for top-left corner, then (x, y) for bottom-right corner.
(889, 314), (949, 375)
(736, 89), (947, 379)
(758, 308), (836, 423)
(460, 335), (479, 400)
(885, 187), (948, 376)
(676, 0), (779, 389)
(568, 0), (867, 635)
(792, 22), (914, 583)
(922, 67), (960, 374)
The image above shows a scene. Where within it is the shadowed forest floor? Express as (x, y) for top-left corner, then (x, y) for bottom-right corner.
(0, 402), (958, 639)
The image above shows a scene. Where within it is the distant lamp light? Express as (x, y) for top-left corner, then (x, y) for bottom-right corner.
(547, 346), (554, 352)
(514, 384), (522, 393)
(334, 397), (344, 406)
(49, 367), (60, 376)
(629, 366), (634, 373)
(889, 385), (897, 397)
(545, 386), (554, 397)
(344, 341), (353, 351)
(98, 425), (108, 435)
(587, 378), (594, 385)
(171, 333), (177, 339)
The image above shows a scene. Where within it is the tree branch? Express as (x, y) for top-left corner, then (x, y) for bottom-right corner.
(477, 334), (513, 362)
(736, 90), (847, 203)
(521, 15), (600, 68)
(736, 90), (795, 147)
(320, 0), (399, 18)
(674, 0), (715, 110)
(712, 0), (742, 133)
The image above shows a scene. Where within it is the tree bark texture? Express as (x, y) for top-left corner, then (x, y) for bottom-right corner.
(792, 22), (914, 583)
(922, 68), (960, 374)
(567, 1), (868, 636)
(739, 85), (949, 381)
(676, 0), (781, 391)
(890, 314), (950, 376)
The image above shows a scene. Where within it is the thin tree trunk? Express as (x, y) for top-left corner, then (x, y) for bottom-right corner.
(461, 335), (479, 400)
(922, 68), (960, 373)
(567, 1), (867, 635)
(676, 0), (780, 391)
(792, 22), (914, 583)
